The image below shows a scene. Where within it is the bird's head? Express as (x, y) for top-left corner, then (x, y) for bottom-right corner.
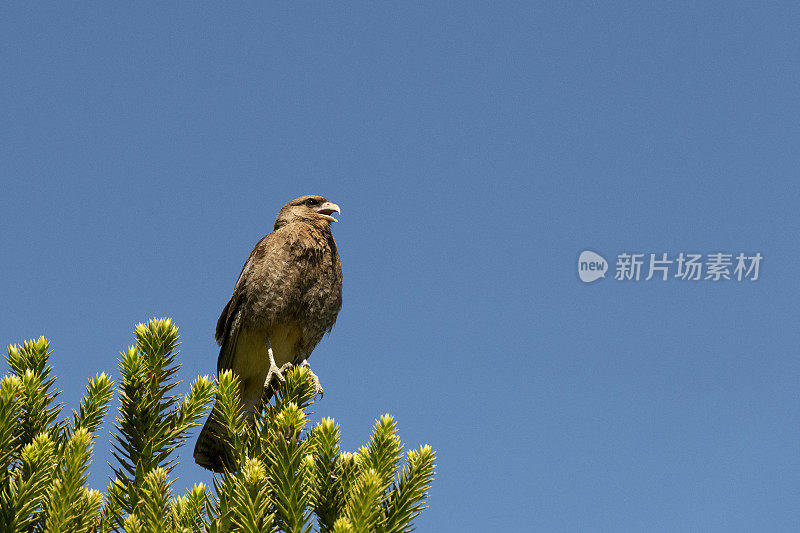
(275, 195), (341, 229)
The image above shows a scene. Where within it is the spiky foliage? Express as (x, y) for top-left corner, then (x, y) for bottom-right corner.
(0, 338), (114, 532)
(107, 318), (214, 529)
(0, 319), (435, 532)
(8, 337), (62, 451)
(208, 367), (436, 533)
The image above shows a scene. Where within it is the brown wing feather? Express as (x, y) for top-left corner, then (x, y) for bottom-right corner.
(216, 246), (254, 347)
(215, 231), (293, 372)
(215, 298), (232, 347)
(215, 237), (260, 372)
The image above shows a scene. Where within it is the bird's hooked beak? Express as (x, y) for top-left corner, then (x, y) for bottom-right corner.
(315, 202), (340, 223)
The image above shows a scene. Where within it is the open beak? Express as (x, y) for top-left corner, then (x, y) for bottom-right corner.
(316, 202), (340, 222)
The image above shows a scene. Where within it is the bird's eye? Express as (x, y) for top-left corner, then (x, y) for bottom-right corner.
(305, 198), (319, 206)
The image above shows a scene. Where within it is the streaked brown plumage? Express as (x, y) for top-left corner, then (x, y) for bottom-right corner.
(194, 195), (342, 472)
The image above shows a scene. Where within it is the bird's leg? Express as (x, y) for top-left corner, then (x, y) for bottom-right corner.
(264, 337), (292, 387)
(300, 359), (324, 397)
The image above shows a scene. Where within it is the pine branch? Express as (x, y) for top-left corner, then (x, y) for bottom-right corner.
(108, 318), (213, 528)
(331, 517), (356, 533)
(343, 469), (383, 533)
(0, 376), (23, 488)
(214, 369), (246, 470)
(265, 401), (313, 533)
(308, 418), (343, 531)
(272, 365), (318, 412)
(7, 338), (63, 449)
(45, 427), (94, 531)
(99, 478), (126, 532)
(70, 372), (114, 439)
(138, 467), (172, 532)
(67, 487), (104, 533)
(334, 452), (362, 520)
(207, 470), (235, 532)
(0, 433), (55, 533)
(168, 482), (209, 532)
(230, 458), (275, 532)
(383, 445), (436, 533)
(358, 415), (402, 509)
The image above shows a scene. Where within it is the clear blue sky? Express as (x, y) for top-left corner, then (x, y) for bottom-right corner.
(1, 3), (799, 531)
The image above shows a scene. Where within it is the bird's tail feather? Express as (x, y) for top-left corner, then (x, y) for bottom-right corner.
(194, 383), (278, 472)
(193, 403), (233, 473)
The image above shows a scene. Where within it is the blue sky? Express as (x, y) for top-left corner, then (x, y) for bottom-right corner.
(1, 2), (799, 531)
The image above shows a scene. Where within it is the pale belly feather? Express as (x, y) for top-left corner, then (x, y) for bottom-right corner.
(231, 323), (303, 416)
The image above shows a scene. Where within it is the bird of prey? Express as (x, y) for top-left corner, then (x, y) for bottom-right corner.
(194, 194), (343, 472)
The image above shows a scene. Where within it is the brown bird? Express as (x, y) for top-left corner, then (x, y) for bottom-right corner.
(194, 195), (343, 472)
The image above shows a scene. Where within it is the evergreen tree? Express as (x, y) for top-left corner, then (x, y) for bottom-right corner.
(0, 319), (435, 532)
